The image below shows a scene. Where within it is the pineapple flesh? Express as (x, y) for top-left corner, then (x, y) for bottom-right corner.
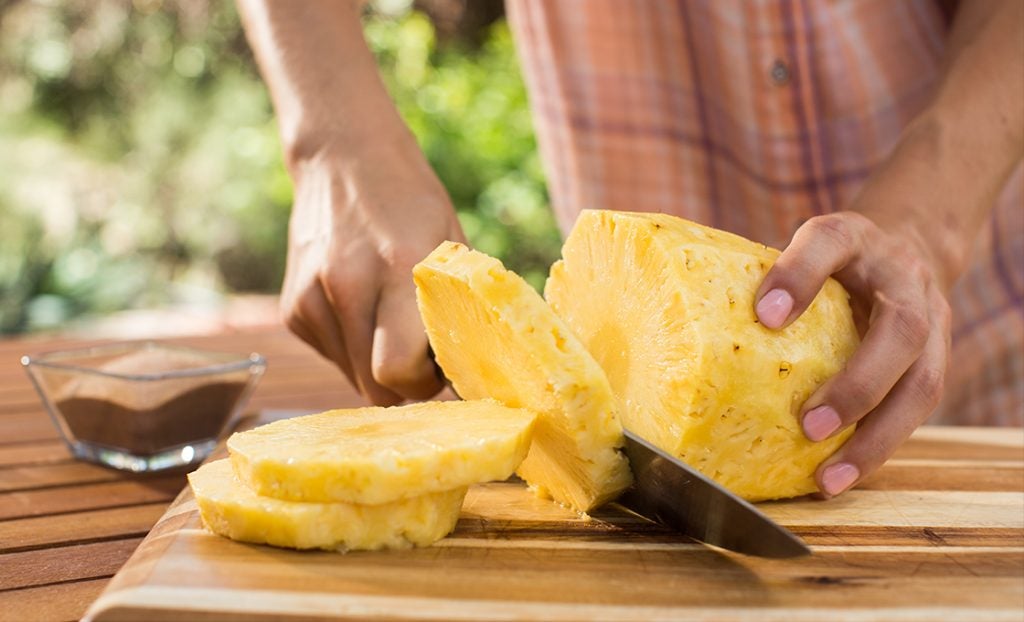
(545, 210), (860, 501)
(414, 242), (633, 513)
(189, 459), (466, 551)
(228, 400), (535, 504)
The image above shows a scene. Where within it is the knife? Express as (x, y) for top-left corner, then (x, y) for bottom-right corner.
(431, 352), (808, 558)
(615, 428), (811, 558)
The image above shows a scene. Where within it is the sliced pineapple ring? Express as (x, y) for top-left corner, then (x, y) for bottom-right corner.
(189, 459), (465, 551)
(414, 242), (633, 512)
(228, 400), (535, 504)
(545, 210), (860, 501)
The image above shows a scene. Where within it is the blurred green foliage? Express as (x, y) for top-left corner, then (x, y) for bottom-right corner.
(0, 0), (558, 334)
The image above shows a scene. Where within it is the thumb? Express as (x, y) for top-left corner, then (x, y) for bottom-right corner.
(371, 278), (444, 400)
(755, 214), (864, 329)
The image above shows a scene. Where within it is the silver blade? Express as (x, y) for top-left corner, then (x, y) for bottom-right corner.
(616, 429), (811, 558)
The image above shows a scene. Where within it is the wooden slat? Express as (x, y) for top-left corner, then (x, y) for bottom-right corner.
(0, 578), (110, 622)
(841, 459), (1024, 492)
(0, 440), (70, 467)
(0, 537), (143, 590)
(0, 399), (46, 416)
(0, 461), (128, 493)
(891, 428), (1024, 461)
(760, 490), (1024, 528)
(0, 503), (168, 553)
(0, 412), (60, 445)
(0, 476), (183, 520)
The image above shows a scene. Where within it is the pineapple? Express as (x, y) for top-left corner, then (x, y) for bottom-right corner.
(188, 459), (465, 551)
(545, 210), (860, 501)
(228, 400), (535, 504)
(414, 242), (633, 512)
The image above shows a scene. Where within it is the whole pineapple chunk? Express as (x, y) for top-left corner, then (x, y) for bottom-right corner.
(414, 242), (632, 513)
(228, 400), (535, 504)
(189, 459), (465, 551)
(545, 210), (859, 501)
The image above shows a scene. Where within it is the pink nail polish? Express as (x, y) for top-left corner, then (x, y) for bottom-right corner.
(756, 289), (794, 329)
(821, 462), (859, 496)
(803, 405), (841, 441)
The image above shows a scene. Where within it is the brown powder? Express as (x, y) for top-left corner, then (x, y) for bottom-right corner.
(54, 349), (248, 454)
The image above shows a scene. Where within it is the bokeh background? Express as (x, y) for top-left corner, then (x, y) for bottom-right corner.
(0, 0), (559, 336)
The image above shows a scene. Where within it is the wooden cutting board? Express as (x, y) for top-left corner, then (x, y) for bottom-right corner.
(83, 420), (1024, 622)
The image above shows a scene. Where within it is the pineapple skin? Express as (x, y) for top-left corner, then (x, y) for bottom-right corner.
(545, 210), (860, 501)
(189, 460), (465, 551)
(414, 242), (633, 513)
(228, 400), (535, 505)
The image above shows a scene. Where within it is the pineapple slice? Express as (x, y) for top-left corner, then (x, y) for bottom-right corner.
(189, 459), (465, 551)
(414, 242), (632, 512)
(228, 400), (535, 504)
(545, 210), (860, 501)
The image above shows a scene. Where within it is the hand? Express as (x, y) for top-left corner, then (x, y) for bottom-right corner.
(755, 211), (951, 498)
(280, 140), (466, 405)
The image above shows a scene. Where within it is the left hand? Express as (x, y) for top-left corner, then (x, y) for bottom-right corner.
(754, 210), (952, 498)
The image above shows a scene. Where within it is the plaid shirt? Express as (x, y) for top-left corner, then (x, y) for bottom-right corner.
(506, 0), (1023, 425)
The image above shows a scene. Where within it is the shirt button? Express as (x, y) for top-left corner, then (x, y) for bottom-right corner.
(770, 59), (790, 86)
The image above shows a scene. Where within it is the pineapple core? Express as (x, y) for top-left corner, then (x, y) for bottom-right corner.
(189, 459), (466, 551)
(228, 400), (535, 504)
(414, 242), (633, 512)
(545, 210), (859, 501)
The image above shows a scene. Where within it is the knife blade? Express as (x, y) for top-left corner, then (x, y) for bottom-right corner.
(616, 429), (811, 558)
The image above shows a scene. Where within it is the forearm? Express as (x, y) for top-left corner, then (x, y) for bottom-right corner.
(236, 0), (418, 172)
(852, 0), (1023, 289)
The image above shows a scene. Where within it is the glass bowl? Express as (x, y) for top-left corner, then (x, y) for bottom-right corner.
(22, 342), (265, 472)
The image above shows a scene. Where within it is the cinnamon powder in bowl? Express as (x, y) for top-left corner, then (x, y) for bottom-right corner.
(23, 343), (265, 472)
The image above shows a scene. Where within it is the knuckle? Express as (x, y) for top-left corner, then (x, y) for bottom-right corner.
(805, 214), (856, 249)
(833, 374), (882, 417)
(291, 284), (325, 320)
(320, 271), (365, 311)
(858, 434), (894, 465)
(372, 349), (424, 389)
(890, 303), (930, 349)
(283, 313), (306, 336)
(904, 255), (931, 284)
(379, 241), (430, 272)
(935, 299), (953, 332)
(322, 268), (359, 294)
(912, 366), (945, 408)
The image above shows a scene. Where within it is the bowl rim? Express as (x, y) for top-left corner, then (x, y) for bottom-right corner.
(21, 341), (266, 381)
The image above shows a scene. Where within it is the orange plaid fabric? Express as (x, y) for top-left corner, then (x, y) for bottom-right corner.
(506, 0), (1023, 425)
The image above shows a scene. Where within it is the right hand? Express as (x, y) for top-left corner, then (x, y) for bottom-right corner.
(280, 139), (466, 405)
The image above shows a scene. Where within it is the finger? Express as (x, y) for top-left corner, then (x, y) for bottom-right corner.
(815, 303), (948, 497)
(372, 278), (444, 400)
(800, 276), (930, 441)
(323, 274), (404, 407)
(287, 287), (357, 387)
(755, 213), (869, 329)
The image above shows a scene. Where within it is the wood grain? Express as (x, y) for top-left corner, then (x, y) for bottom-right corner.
(3, 328), (1022, 622)
(0, 476), (184, 520)
(0, 537), (144, 590)
(0, 578), (110, 622)
(0, 503), (168, 553)
(0, 440), (70, 467)
(82, 424), (1024, 622)
(0, 328), (365, 622)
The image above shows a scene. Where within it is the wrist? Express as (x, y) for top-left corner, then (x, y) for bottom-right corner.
(284, 111), (419, 174)
(849, 110), (989, 290)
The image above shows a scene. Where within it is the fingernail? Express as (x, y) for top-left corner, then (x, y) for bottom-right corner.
(821, 462), (859, 496)
(756, 288), (793, 328)
(803, 405), (842, 441)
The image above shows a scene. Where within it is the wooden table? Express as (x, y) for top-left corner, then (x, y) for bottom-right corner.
(0, 329), (365, 622)
(2, 328), (1023, 621)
